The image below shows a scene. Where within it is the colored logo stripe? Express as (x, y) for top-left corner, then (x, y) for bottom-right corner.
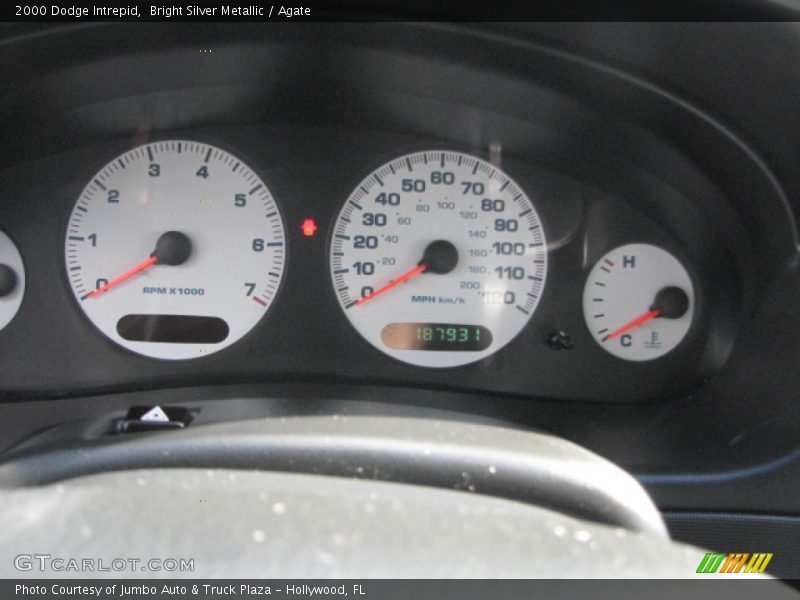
(720, 553), (749, 573)
(696, 552), (773, 574)
(744, 553), (773, 574)
(697, 553), (726, 573)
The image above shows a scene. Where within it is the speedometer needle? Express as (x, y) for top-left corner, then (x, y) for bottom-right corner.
(353, 239), (460, 307)
(87, 231), (193, 299)
(354, 264), (427, 307)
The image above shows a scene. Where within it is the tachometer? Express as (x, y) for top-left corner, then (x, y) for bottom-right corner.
(65, 140), (286, 360)
(330, 150), (547, 367)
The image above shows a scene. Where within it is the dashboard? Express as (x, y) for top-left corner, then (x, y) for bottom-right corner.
(1, 21), (800, 577)
(2, 130), (729, 401)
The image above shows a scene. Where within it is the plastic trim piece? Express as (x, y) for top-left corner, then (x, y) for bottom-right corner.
(0, 415), (667, 537)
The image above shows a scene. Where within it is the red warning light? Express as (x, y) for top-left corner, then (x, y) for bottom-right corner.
(301, 218), (318, 237)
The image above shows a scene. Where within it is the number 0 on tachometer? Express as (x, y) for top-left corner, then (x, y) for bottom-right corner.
(330, 150), (547, 367)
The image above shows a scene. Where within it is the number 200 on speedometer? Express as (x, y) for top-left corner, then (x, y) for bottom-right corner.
(330, 150), (548, 368)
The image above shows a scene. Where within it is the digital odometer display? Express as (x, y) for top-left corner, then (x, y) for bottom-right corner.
(381, 323), (492, 351)
(330, 150), (548, 368)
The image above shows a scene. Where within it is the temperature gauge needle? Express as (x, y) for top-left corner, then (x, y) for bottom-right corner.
(605, 309), (660, 341)
(604, 286), (690, 341)
(354, 264), (427, 307)
(87, 231), (193, 299)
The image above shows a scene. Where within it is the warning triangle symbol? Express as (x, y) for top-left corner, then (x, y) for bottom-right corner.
(141, 406), (170, 422)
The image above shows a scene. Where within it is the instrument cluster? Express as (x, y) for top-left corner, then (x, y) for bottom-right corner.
(0, 127), (731, 403)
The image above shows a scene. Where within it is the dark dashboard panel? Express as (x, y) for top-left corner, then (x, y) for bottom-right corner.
(1, 23), (790, 404)
(0, 22), (798, 488)
(0, 125), (727, 401)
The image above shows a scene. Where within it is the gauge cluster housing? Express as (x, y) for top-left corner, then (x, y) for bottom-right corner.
(0, 23), (799, 494)
(0, 124), (731, 402)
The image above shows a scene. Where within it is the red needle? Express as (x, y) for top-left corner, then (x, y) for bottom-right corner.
(87, 255), (158, 299)
(354, 264), (427, 307)
(605, 309), (661, 340)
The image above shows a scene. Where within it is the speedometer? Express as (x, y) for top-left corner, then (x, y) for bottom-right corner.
(329, 150), (547, 367)
(65, 140), (286, 360)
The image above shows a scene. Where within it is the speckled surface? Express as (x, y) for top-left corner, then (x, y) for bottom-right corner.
(0, 468), (714, 578)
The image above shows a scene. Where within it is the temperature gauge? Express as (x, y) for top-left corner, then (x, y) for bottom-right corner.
(583, 243), (694, 361)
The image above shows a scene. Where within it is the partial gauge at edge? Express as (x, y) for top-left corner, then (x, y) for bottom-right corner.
(583, 243), (694, 361)
(0, 229), (25, 331)
(330, 150), (547, 368)
(65, 141), (287, 360)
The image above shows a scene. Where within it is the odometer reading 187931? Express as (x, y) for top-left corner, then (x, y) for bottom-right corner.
(65, 141), (286, 360)
(330, 150), (547, 368)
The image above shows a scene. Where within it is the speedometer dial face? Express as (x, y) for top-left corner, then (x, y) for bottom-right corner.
(330, 150), (547, 368)
(65, 141), (286, 360)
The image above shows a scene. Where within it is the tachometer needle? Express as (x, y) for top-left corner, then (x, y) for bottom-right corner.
(354, 264), (427, 307)
(87, 231), (193, 299)
(87, 256), (158, 298)
(605, 309), (660, 341)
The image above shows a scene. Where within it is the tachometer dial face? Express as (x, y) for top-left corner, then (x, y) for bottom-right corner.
(65, 141), (286, 360)
(583, 243), (694, 361)
(0, 229), (25, 332)
(330, 150), (547, 368)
